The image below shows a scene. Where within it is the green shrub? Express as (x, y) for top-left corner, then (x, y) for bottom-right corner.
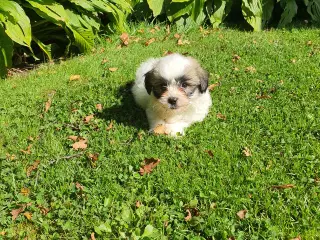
(0, 0), (131, 78)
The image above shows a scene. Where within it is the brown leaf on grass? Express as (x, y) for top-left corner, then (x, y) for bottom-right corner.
(174, 33), (181, 39)
(75, 182), (84, 191)
(177, 39), (190, 46)
(69, 75), (81, 81)
(6, 153), (16, 160)
(0, 231), (5, 236)
(306, 40), (312, 46)
(106, 121), (113, 131)
(91, 232), (96, 240)
(26, 160), (40, 177)
(11, 207), (24, 220)
(166, 25), (170, 35)
(88, 153), (99, 162)
(208, 82), (220, 91)
(185, 209), (192, 221)
(109, 67), (118, 72)
(38, 206), (50, 215)
(101, 59), (108, 64)
(205, 150), (214, 158)
(120, 32), (129, 46)
(228, 237), (236, 240)
(256, 94), (272, 99)
(237, 209), (247, 220)
(106, 38), (112, 43)
(145, 38), (156, 46)
(242, 147), (252, 157)
(163, 50), (174, 56)
(24, 211), (32, 220)
(139, 158), (161, 176)
(290, 235), (301, 240)
(131, 36), (142, 43)
(232, 54), (241, 62)
(245, 66), (256, 73)
(72, 138), (87, 150)
(216, 113), (226, 120)
(137, 29), (144, 34)
(84, 114), (94, 123)
(21, 188), (30, 196)
(272, 184), (295, 189)
(45, 99), (52, 112)
(154, 26), (160, 31)
(153, 124), (167, 135)
(21, 144), (32, 154)
(96, 104), (103, 111)
(68, 135), (78, 142)
(135, 201), (141, 208)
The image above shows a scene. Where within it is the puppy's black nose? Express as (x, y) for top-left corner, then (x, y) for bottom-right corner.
(168, 97), (178, 105)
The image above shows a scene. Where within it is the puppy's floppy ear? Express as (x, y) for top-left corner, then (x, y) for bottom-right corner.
(198, 68), (209, 93)
(144, 70), (154, 95)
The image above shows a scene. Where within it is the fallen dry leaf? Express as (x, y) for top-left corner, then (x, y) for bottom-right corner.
(106, 122), (113, 131)
(75, 182), (84, 191)
(185, 209), (192, 221)
(11, 207), (24, 220)
(233, 67), (239, 71)
(290, 235), (301, 240)
(24, 211), (32, 220)
(45, 99), (51, 112)
(26, 160), (40, 177)
(163, 50), (174, 56)
(91, 232), (96, 240)
(177, 39), (190, 46)
(88, 153), (99, 162)
(216, 113), (226, 120)
(21, 144), (32, 154)
(208, 82), (220, 91)
(306, 40), (312, 46)
(242, 147), (252, 157)
(136, 201), (141, 208)
(68, 135), (78, 142)
(145, 38), (156, 46)
(72, 138), (88, 150)
(109, 67), (118, 72)
(137, 29), (144, 34)
(6, 153), (16, 160)
(120, 32), (129, 46)
(210, 202), (217, 209)
(228, 237), (236, 240)
(153, 124), (167, 135)
(96, 104), (103, 111)
(256, 94), (272, 99)
(139, 158), (161, 176)
(154, 26), (160, 31)
(0, 231), (5, 236)
(291, 58), (297, 63)
(38, 206), (50, 215)
(69, 75), (81, 81)
(205, 150), (214, 158)
(232, 54), (241, 62)
(101, 59), (108, 64)
(106, 38), (112, 43)
(272, 184), (295, 189)
(237, 209), (247, 220)
(131, 36), (141, 43)
(245, 66), (256, 73)
(84, 114), (94, 123)
(21, 188), (30, 196)
(174, 33), (181, 39)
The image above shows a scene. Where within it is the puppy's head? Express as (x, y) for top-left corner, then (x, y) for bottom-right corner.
(144, 54), (209, 110)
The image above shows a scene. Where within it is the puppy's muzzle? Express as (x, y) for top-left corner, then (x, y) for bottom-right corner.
(168, 97), (178, 109)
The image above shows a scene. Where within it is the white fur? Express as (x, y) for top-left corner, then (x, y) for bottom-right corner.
(132, 54), (212, 136)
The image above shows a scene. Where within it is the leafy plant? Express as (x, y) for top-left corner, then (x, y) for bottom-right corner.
(0, 0), (131, 78)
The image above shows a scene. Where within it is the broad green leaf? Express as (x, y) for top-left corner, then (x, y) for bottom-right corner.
(147, 0), (164, 16)
(0, 0), (32, 47)
(0, 25), (13, 78)
(69, 0), (95, 11)
(166, 1), (193, 22)
(32, 36), (52, 60)
(262, 0), (275, 27)
(206, 0), (232, 27)
(242, 0), (263, 31)
(94, 223), (112, 235)
(191, 0), (206, 24)
(121, 205), (132, 223)
(278, 0), (298, 28)
(141, 225), (154, 237)
(307, 0), (320, 21)
(172, 0), (191, 2)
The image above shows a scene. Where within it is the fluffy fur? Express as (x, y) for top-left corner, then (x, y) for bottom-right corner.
(132, 53), (212, 136)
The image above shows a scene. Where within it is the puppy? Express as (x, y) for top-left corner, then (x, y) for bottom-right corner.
(132, 53), (212, 136)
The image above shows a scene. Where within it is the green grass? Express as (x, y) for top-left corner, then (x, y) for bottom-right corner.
(0, 25), (320, 239)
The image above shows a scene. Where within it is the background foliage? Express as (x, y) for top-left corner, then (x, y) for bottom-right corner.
(0, 0), (319, 78)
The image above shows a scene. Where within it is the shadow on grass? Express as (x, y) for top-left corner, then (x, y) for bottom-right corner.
(98, 81), (148, 131)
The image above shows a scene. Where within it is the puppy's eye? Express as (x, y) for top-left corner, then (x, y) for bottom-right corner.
(181, 82), (188, 88)
(161, 84), (167, 90)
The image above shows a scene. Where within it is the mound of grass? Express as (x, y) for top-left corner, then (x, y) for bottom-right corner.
(0, 25), (319, 239)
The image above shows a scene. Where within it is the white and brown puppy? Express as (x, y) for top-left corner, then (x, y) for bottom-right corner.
(132, 53), (212, 136)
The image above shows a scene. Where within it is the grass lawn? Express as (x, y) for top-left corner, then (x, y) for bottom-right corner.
(0, 25), (320, 239)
